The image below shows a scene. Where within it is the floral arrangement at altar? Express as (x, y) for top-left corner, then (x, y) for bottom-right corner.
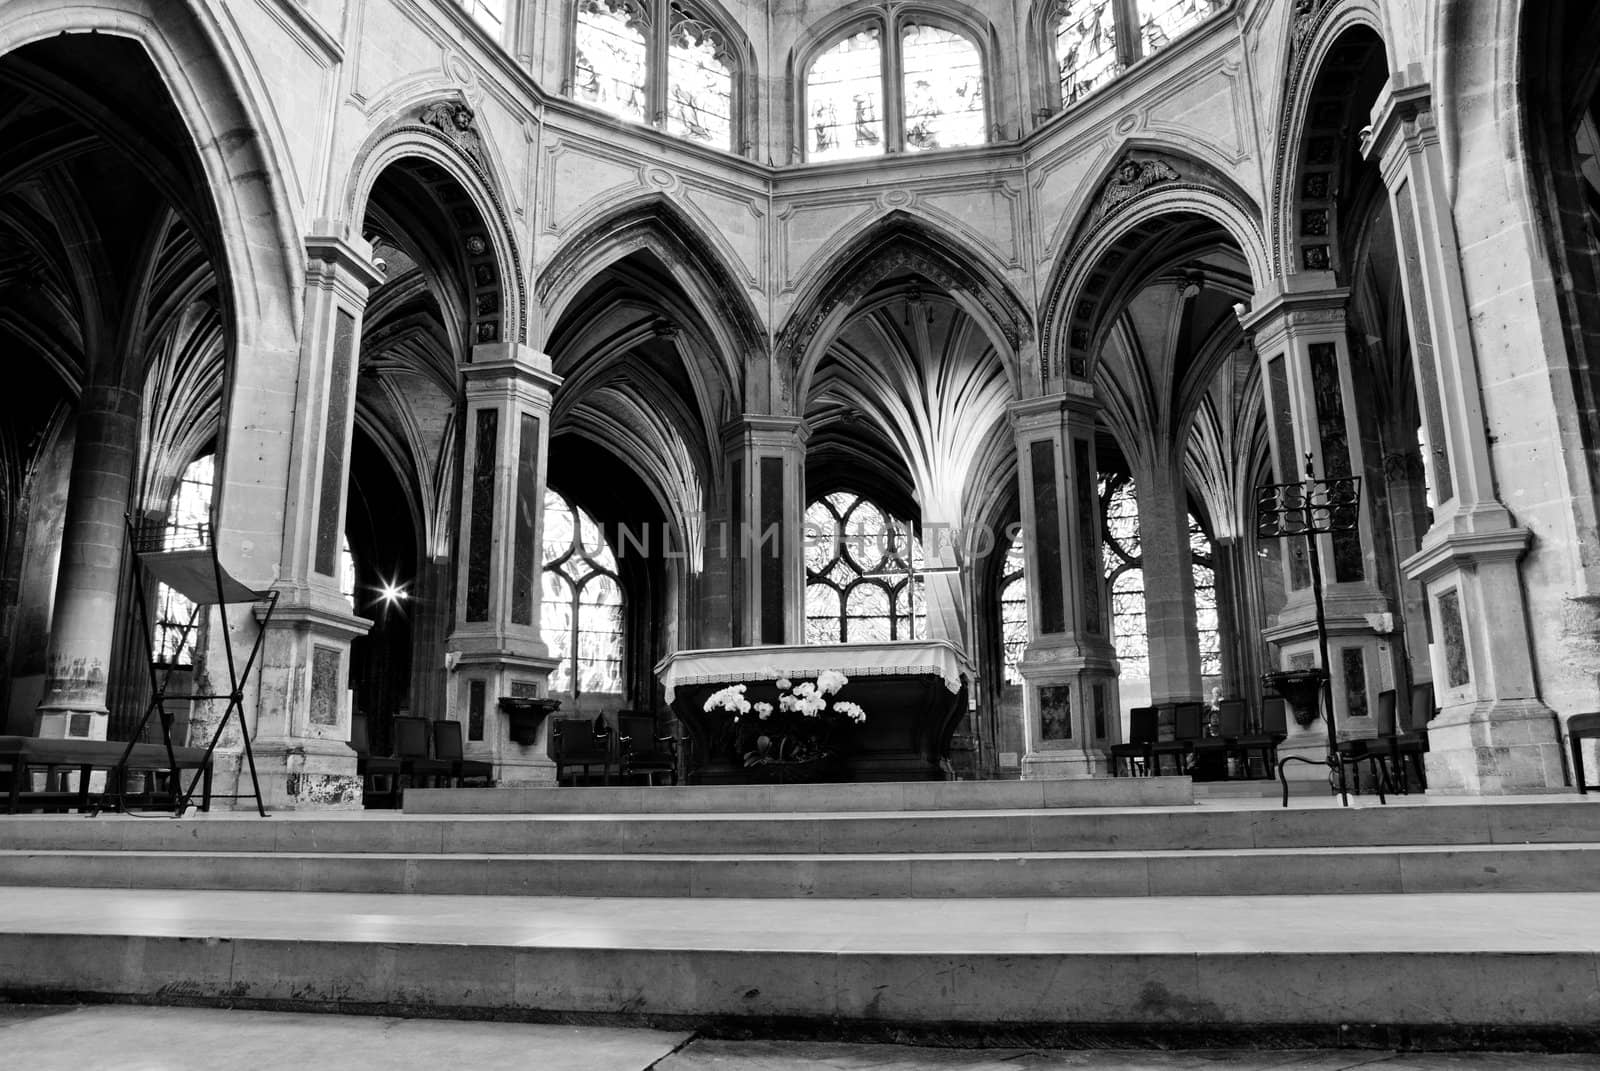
(703, 671), (866, 777)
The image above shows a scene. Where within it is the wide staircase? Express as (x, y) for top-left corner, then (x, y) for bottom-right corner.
(1, 780), (1598, 1045)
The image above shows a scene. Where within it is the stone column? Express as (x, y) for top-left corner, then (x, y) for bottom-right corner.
(916, 508), (968, 649)
(1132, 450), (1201, 706)
(445, 343), (562, 783)
(1011, 389), (1118, 778)
(1364, 78), (1563, 792)
(35, 382), (141, 739)
(721, 417), (808, 647)
(229, 231), (384, 809)
(1244, 289), (1396, 775)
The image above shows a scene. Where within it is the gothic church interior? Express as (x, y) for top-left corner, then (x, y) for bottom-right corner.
(2, 0), (1600, 805)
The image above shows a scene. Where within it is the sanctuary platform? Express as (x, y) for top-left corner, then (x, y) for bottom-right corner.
(0, 786), (1597, 1047)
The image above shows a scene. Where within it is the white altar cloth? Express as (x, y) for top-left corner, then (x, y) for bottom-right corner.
(655, 641), (973, 703)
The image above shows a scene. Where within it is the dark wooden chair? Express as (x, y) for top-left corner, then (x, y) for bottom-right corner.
(1191, 699), (1246, 780)
(1336, 691), (1396, 796)
(1108, 706), (1157, 776)
(348, 713), (401, 808)
(393, 715), (450, 796)
(1150, 702), (1204, 775)
(548, 716), (617, 786)
(1394, 682), (1434, 790)
(1566, 712), (1600, 794)
(432, 719), (494, 787)
(617, 712), (678, 786)
(1235, 697), (1288, 778)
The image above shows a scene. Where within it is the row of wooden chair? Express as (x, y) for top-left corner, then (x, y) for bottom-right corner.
(1109, 699), (1288, 778)
(548, 712), (682, 787)
(348, 714), (491, 807)
(1335, 684), (1433, 794)
(1109, 684), (1438, 789)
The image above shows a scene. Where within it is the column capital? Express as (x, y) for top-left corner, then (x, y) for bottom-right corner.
(1238, 285), (1350, 341)
(1362, 75), (1435, 172)
(303, 232), (386, 294)
(463, 342), (562, 394)
(1007, 387), (1097, 433)
(720, 415), (811, 452)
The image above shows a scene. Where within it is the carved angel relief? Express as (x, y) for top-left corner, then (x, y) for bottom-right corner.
(1098, 156), (1180, 216)
(420, 100), (487, 168)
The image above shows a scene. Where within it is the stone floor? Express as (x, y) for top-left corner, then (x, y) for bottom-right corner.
(1, 1005), (1596, 1070)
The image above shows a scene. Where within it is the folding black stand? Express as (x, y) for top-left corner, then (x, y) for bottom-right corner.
(1256, 456), (1385, 809)
(105, 515), (278, 817)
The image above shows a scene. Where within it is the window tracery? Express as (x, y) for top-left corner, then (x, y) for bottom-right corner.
(804, 492), (924, 643)
(572, 0), (738, 151)
(804, 16), (987, 162)
(999, 529), (1029, 684)
(1049, 0), (1224, 111)
(541, 490), (625, 697)
(1099, 476), (1224, 682)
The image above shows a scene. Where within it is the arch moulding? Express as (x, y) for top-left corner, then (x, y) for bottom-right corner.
(1269, 0), (1390, 279)
(344, 98), (529, 349)
(1039, 160), (1268, 393)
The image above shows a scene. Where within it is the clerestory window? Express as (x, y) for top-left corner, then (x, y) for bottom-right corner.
(1050, 0), (1225, 110)
(571, 0), (739, 151)
(804, 14), (988, 163)
(458, 0), (508, 39)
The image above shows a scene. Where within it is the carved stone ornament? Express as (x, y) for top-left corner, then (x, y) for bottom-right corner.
(1098, 156), (1181, 216)
(420, 100), (487, 167)
(1291, 0), (1332, 56)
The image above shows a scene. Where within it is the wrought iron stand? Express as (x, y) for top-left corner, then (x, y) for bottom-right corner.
(1255, 456), (1383, 808)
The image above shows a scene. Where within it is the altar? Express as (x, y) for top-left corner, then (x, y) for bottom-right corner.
(655, 641), (973, 784)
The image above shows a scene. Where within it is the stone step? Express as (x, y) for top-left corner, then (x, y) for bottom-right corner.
(402, 778), (1194, 814)
(2, 841), (1597, 898)
(2, 798), (1594, 856)
(1, 886), (1595, 1035)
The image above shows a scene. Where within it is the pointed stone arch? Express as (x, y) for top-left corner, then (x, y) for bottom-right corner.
(0, 0), (300, 372)
(536, 193), (761, 408)
(1269, 0), (1392, 279)
(346, 96), (527, 349)
(776, 210), (1033, 411)
(1039, 150), (1268, 392)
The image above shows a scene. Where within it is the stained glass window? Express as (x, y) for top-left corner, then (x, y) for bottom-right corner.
(460, 0), (507, 39)
(999, 530), (1029, 685)
(152, 455), (214, 665)
(542, 490), (624, 696)
(668, 3), (734, 148)
(804, 492), (923, 643)
(1055, 0), (1121, 107)
(1101, 477), (1147, 680)
(1189, 514), (1221, 679)
(1137, 0), (1224, 57)
(901, 24), (985, 152)
(575, 0), (649, 124)
(807, 27), (885, 162)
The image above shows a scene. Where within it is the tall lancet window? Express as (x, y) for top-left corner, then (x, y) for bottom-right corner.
(575, 0), (650, 124)
(151, 455), (214, 666)
(804, 492), (924, 643)
(541, 490), (625, 698)
(1101, 476), (1148, 681)
(999, 528), (1029, 684)
(806, 27), (885, 162)
(668, 3), (735, 147)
